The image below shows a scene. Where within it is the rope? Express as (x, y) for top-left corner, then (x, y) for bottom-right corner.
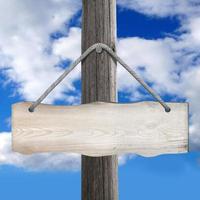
(29, 43), (171, 113)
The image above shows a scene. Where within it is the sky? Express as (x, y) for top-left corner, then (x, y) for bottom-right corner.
(0, 0), (200, 199)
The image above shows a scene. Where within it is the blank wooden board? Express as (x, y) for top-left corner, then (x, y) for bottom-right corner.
(12, 102), (189, 157)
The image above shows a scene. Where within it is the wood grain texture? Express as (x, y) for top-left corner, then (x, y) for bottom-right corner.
(12, 102), (189, 156)
(81, 1), (118, 199)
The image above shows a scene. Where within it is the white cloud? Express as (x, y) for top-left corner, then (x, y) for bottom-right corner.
(53, 27), (81, 61)
(117, 0), (200, 18)
(180, 67), (200, 150)
(188, 18), (200, 43)
(118, 154), (135, 165)
(117, 37), (179, 97)
(0, 0), (81, 103)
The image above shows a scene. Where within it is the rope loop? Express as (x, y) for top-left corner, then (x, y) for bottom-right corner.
(29, 43), (171, 113)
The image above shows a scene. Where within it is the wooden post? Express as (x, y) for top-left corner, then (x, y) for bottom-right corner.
(81, 0), (118, 199)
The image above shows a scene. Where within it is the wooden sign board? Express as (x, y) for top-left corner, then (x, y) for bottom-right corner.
(12, 102), (189, 157)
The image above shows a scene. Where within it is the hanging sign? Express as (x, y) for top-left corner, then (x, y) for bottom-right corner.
(12, 101), (188, 157)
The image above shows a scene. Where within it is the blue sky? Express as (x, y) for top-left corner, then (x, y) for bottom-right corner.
(1, 1), (200, 200)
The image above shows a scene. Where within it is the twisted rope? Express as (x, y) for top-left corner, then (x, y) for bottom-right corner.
(29, 43), (171, 113)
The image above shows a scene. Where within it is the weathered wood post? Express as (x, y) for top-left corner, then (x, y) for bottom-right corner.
(81, 0), (118, 199)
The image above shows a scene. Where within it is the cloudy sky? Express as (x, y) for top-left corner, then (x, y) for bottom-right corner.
(0, 0), (200, 199)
